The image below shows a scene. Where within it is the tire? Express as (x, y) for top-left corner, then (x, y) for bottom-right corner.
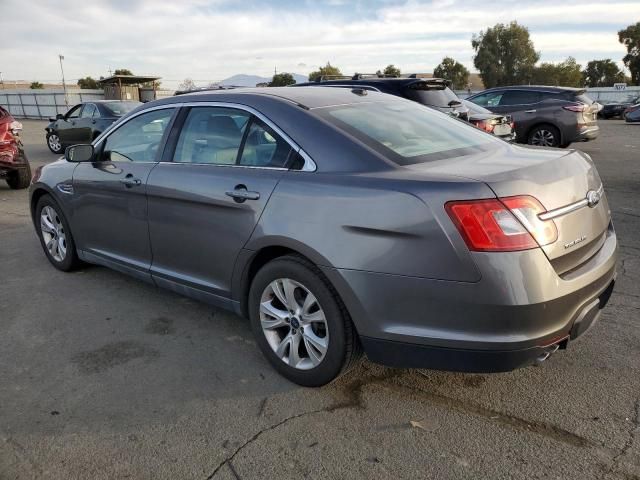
(527, 124), (561, 148)
(6, 163), (31, 190)
(35, 194), (81, 271)
(46, 132), (64, 154)
(248, 255), (361, 387)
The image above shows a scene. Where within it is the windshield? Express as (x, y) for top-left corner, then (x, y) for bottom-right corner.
(317, 100), (498, 166)
(103, 101), (142, 116)
(402, 83), (460, 108)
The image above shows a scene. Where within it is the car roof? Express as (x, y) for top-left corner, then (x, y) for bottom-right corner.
(479, 85), (585, 94)
(152, 86), (394, 110)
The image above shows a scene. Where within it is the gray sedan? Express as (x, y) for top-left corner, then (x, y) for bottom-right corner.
(29, 87), (617, 386)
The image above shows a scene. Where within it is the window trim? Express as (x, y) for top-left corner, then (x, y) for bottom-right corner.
(92, 102), (316, 171)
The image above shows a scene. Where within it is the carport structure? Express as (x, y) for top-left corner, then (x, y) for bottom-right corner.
(98, 74), (161, 102)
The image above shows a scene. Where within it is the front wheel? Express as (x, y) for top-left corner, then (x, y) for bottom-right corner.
(35, 194), (81, 271)
(527, 124), (561, 148)
(249, 255), (361, 387)
(46, 132), (64, 154)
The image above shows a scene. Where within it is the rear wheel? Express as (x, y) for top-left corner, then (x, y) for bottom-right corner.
(248, 255), (361, 386)
(6, 163), (31, 189)
(46, 132), (64, 154)
(527, 124), (561, 148)
(35, 194), (81, 271)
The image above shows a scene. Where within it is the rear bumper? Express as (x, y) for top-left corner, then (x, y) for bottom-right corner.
(321, 226), (618, 372)
(575, 125), (599, 142)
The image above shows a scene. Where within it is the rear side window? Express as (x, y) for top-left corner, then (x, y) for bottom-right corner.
(498, 91), (541, 106)
(80, 104), (96, 118)
(317, 101), (498, 166)
(239, 119), (293, 168)
(173, 107), (250, 165)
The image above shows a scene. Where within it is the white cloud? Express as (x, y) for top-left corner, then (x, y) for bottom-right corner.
(1, 0), (637, 87)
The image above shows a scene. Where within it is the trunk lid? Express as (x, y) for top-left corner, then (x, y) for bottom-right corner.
(406, 144), (611, 273)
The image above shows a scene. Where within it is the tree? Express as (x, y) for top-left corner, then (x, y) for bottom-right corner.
(376, 64), (401, 77)
(472, 21), (540, 88)
(582, 59), (625, 87)
(29, 81), (44, 89)
(77, 76), (100, 89)
(308, 62), (342, 82)
(433, 57), (470, 89)
(269, 72), (296, 86)
(532, 57), (583, 87)
(178, 78), (197, 91)
(618, 22), (640, 85)
(113, 68), (133, 76)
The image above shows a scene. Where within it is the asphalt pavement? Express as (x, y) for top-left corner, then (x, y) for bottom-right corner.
(1, 119), (639, 480)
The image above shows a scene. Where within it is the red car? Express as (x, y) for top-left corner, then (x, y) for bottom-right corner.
(0, 106), (31, 189)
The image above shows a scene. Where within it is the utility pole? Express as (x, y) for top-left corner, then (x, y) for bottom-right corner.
(59, 54), (68, 108)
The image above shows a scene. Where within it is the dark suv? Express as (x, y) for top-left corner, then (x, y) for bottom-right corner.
(296, 75), (470, 119)
(467, 86), (599, 148)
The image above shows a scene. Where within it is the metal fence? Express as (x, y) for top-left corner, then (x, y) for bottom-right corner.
(2, 86), (639, 120)
(0, 89), (104, 120)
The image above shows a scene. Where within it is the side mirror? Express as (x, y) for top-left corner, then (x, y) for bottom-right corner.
(56, 113), (64, 120)
(65, 144), (94, 162)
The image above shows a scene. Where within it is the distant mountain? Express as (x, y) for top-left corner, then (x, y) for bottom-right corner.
(220, 73), (309, 87)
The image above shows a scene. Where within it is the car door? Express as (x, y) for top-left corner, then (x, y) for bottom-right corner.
(146, 105), (296, 302)
(493, 90), (542, 139)
(57, 104), (84, 145)
(71, 106), (177, 281)
(74, 103), (98, 143)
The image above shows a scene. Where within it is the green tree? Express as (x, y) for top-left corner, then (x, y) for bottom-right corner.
(308, 62), (342, 82)
(269, 72), (296, 86)
(433, 57), (470, 89)
(376, 64), (401, 77)
(618, 22), (640, 84)
(472, 21), (540, 88)
(113, 68), (133, 76)
(582, 59), (625, 87)
(77, 76), (100, 89)
(29, 81), (44, 89)
(532, 57), (583, 87)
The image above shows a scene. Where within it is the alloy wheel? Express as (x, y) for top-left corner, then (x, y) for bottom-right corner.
(259, 278), (329, 370)
(48, 134), (61, 152)
(40, 205), (67, 262)
(531, 129), (556, 147)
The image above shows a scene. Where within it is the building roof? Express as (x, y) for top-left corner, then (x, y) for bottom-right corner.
(98, 75), (161, 85)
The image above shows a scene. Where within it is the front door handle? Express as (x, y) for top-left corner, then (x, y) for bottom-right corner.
(226, 185), (260, 203)
(120, 174), (142, 187)
(524, 109), (537, 113)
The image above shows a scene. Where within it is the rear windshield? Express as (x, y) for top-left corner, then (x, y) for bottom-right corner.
(316, 101), (498, 166)
(402, 83), (460, 108)
(103, 101), (141, 116)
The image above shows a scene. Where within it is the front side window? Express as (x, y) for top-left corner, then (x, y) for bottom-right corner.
(174, 107), (250, 165)
(66, 104), (83, 119)
(80, 104), (96, 118)
(100, 108), (174, 162)
(317, 100), (498, 166)
(239, 119), (292, 168)
(470, 91), (504, 107)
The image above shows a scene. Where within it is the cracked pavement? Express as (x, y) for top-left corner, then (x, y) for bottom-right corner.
(1, 120), (639, 479)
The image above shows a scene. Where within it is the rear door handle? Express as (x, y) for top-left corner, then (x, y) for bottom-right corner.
(120, 174), (142, 187)
(226, 185), (260, 202)
(524, 109), (537, 113)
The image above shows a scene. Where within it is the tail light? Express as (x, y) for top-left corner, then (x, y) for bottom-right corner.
(563, 104), (586, 112)
(445, 196), (558, 252)
(472, 120), (495, 133)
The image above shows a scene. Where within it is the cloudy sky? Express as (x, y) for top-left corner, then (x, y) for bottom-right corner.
(2, 0), (638, 88)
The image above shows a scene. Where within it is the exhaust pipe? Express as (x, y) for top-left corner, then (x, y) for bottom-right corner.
(535, 344), (560, 365)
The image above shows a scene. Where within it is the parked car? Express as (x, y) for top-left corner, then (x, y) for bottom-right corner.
(295, 75), (470, 120)
(0, 106), (31, 189)
(30, 87), (617, 386)
(467, 86), (599, 148)
(45, 100), (141, 154)
(623, 103), (640, 122)
(599, 95), (640, 119)
(462, 99), (516, 142)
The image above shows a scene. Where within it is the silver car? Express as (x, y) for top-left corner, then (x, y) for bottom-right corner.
(30, 87), (617, 386)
